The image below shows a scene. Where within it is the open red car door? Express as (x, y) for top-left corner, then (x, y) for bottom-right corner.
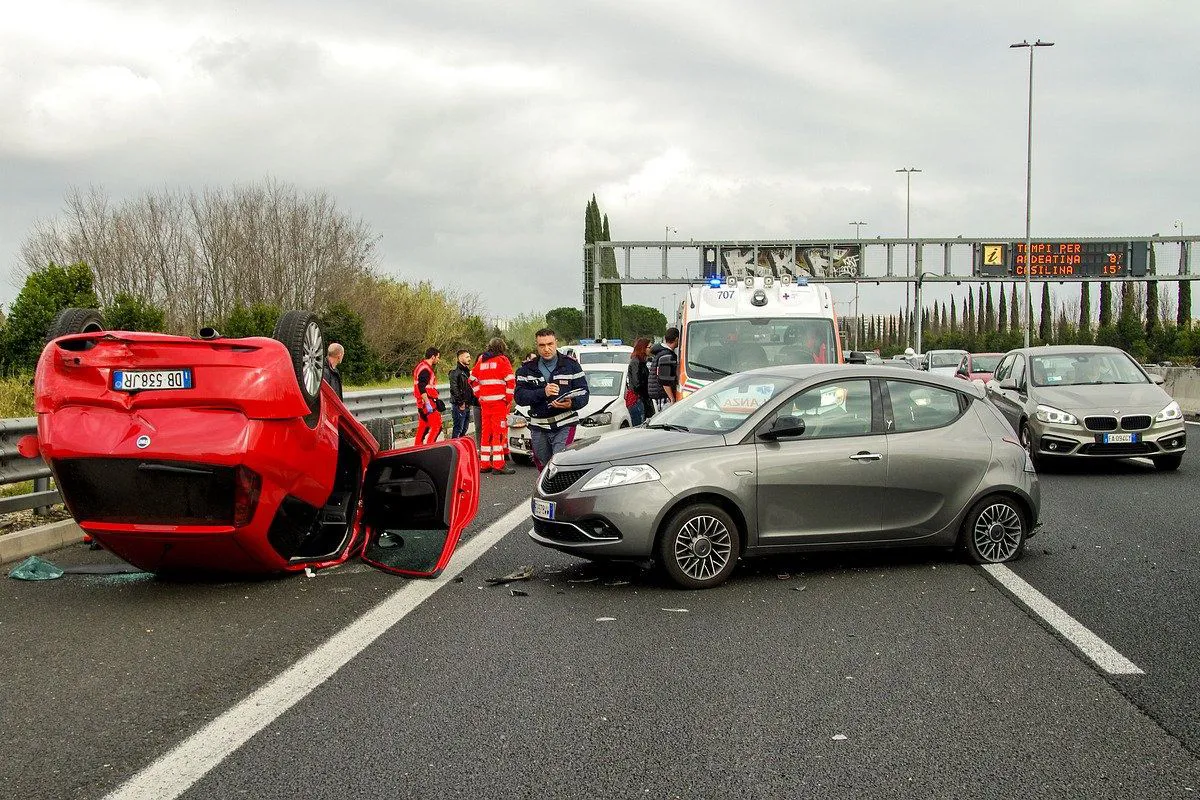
(358, 439), (480, 577)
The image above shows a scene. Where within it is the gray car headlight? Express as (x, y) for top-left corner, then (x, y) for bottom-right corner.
(1035, 404), (1078, 425)
(1155, 401), (1182, 423)
(580, 412), (612, 427)
(580, 464), (660, 491)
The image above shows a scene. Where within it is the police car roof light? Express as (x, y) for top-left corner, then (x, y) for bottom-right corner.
(707, 277), (722, 288)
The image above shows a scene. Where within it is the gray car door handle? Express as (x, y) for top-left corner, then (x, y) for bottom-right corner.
(849, 452), (882, 462)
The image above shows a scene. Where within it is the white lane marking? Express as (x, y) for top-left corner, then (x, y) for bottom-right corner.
(983, 563), (1144, 676)
(106, 501), (531, 800)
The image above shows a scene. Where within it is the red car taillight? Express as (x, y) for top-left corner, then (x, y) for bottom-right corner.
(233, 466), (262, 527)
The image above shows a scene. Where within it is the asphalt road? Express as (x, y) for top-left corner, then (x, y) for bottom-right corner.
(2, 438), (1199, 799)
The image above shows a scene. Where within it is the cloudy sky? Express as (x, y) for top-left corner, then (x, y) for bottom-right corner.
(3, 0), (1198, 325)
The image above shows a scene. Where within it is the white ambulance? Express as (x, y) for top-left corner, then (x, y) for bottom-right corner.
(676, 275), (843, 398)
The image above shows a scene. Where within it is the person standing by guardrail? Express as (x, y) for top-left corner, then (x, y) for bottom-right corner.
(323, 343), (345, 399)
(470, 337), (516, 474)
(412, 347), (442, 445)
(448, 349), (477, 440)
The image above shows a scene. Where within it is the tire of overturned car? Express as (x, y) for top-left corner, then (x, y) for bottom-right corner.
(272, 310), (325, 426)
(363, 417), (395, 451)
(46, 307), (104, 342)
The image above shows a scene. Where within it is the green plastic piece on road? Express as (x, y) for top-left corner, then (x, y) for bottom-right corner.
(7, 556), (65, 581)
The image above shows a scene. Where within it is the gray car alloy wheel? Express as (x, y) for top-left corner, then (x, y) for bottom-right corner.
(302, 321), (324, 397)
(659, 502), (742, 589)
(674, 514), (733, 581)
(971, 502), (1024, 562)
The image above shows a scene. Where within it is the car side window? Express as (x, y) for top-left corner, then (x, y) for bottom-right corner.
(886, 380), (965, 433)
(993, 355), (1012, 382)
(1010, 355), (1026, 388)
(769, 379), (873, 440)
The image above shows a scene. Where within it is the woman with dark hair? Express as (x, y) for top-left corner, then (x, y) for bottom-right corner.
(625, 337), (655, 426)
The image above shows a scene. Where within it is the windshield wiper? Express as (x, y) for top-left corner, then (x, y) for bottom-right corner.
(688, 361), (731, 376)
(648, 422), (691, 433)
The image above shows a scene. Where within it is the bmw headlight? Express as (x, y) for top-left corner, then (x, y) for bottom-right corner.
(580, 412), (612, 427)
(1035, 404), (1078, 425)
(1155, 400), (1182, 423)
(580, 464), (660, 491)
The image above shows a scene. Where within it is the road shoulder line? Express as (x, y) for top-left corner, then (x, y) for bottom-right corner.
(982, 563), (1144, 676)
(105, 501), (531, 800)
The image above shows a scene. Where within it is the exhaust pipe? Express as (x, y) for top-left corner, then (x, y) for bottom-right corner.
(198, 327), (221, 340)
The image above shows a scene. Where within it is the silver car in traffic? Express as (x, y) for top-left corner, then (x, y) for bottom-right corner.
(985, 345), (1187, 471)
(530, 365), (1040, 589)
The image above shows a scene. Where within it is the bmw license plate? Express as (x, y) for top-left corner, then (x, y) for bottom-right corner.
(531, 498), (555, 520)
(113, 369), (193, 392)
(1102, 432), (1138, 444)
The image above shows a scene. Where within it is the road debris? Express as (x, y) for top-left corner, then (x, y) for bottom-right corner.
(7, 556), (64, 581)
(660, 607), (689, 613)
(510, 588), (528, 597)
(486, 565), (537, 585)
(596, 617), (616, 622)
(832, 734), (848, 741)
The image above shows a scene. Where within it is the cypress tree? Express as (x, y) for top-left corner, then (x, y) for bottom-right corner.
(940, 301), (948, 333)
(599, 212), (623, 339)
(1146, 245), (1159, 337)
(1039, 283), (1052, 342)
(949, 295), (958, 333)
(984, 283), (996, 331)
(998, 285), (1008, 333)
(583, 198), (598, 335)
(1009, 284), (1020, 332)
(966, 288), (975, 335)
(1079, 282), (1091, 333)
(976, 287), (986, 334)
(1099, 282), (1113, 327)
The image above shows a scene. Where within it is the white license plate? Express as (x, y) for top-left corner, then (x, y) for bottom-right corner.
(113, 369), (193, 391)
(531, 498), (555, 520)
(1103, 433), (1137, 444)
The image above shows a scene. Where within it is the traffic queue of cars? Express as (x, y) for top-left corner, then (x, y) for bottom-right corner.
(529, 342), (1187, 588)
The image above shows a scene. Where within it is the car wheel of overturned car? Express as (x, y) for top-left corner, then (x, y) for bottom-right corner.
(960, 494), (1027, 564)
(363, 417), (394, 450)
(46, 307), (104, 342)
(657, 502), (741, 589)
(1019, 421), (1043, 470)
(271, 310), (324, 425)
(1152, 452), (1183, 471)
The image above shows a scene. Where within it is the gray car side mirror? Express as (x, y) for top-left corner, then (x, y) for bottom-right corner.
(1151, 374), (1165, 385)
(760, 416), (806, 440)
(998, 377), (1019, 391)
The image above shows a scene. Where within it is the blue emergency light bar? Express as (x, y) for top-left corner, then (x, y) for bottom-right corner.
(707, 277), (722, 288)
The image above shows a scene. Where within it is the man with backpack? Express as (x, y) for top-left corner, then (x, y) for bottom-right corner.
(647, 327), (679, 410)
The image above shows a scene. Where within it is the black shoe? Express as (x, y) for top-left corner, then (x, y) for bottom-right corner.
(480, 466), (492, 474)
(494, 464), (516, 475)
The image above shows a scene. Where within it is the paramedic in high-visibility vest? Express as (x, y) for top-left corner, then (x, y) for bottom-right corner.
(469, 337), (517, 474)
(412, 347), (442, 445)
(515, 327), (589, 471)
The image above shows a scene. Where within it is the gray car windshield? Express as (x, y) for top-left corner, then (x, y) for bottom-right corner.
(649, 373), (797, 435)
(685, 318), (836, 380)
(930, 352), (966, 368)
(1030, 352), (1148, 387)
(582, 369), (622, 397)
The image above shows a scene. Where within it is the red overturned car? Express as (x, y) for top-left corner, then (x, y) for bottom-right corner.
(19, 308), (479, 577)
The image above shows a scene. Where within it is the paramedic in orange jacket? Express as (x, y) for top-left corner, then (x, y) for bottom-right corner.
(412, 347), (442, 445)
(469, 337), (516, 474)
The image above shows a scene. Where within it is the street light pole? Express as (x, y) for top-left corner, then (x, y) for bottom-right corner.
(895, 168), (921, 347)
(849, 221), (867, 350)
(1011, 38), (1054, 348)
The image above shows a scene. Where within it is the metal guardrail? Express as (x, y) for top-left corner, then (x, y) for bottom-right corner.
(0, 383), (448, 516)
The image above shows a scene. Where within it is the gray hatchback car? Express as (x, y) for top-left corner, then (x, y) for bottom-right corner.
(530, 365), (1040, 589)
(985, 345), (1187, 471)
